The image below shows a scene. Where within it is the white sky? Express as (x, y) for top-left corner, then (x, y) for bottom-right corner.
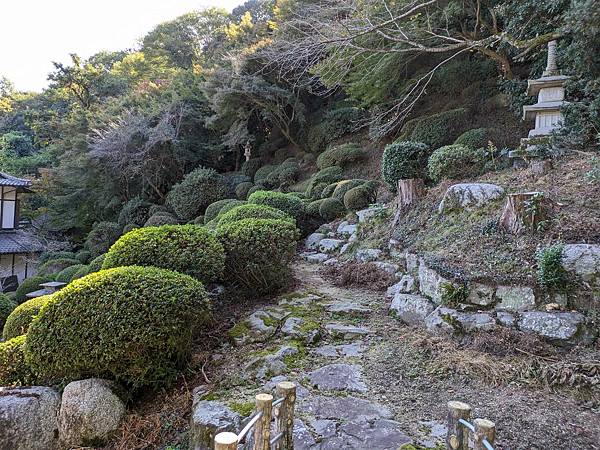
(0, 0), (244, 92)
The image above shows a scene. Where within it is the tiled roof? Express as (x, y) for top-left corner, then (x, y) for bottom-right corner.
(0, 230), (45, 254)
(0, 172), (32, 187)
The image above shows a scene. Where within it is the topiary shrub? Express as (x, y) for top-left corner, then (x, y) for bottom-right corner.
(122, 223), (139, 234)
(246, 185), (265, 197)
(215, 219), (299, 294)
(103, 225), (225, 283)
(14, 276), (54, 304)
(454, 128), (489, 149)
(400, 108), (468, 149)
(87, 254), (105, 273)
(306, 106), (366, 152)
(55, 264), (87, 283)
(235, 182), (254, 200)
(38, 258), (81, 276)
(148, 204), (170, 216)
(75, 250), (91, 264)
(39, 251), (77, 264)
(306, 166), (344, 198)
(217, 203), (295, 227)
(332, 179), (366, 201)
(0, 294), (16, 331)
(25, 266), (211, 388)
(321, 183), (339, 199)
(307, 182), (329, 200)
(242, 158), (263, 178)
(253, 165), (277, 183)
(265, 162), (300, 188)
(3, 295), (52, 340)
(344, 182), (378, 210)
(381, 141), (430, 191)
(144, 212), (179, 227)
(248, 191), (305, 223)
(306, 199), (327, 217)
(319, 198), (346, 222)
(204, 199), (245, 224)
(118, 197), (152, 227)
(166, 168), (230, 221)
(317, 143), (366, 169)
(0, 335), (36, 386)
(427, 144), (486, 182)
(73, 265), (90, 280)
(84, 221), (122, 258)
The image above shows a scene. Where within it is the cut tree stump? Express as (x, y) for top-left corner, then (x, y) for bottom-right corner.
(498, 192), (547, 234)
(529, 159), (553, 177)
(393, 178), (425, 226)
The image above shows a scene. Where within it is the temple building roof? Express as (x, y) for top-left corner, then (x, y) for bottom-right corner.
(0, 230), (46, 254)
(0, 172), (32, 187)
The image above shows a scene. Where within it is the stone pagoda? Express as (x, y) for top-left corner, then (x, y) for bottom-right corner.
(517, 40), (570, 156)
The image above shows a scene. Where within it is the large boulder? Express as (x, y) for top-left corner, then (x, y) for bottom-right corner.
(466, 283), (495, 306)
(337, 221), (358, 238)
(58, 378), (126, 448)
(438, 183), (504, 214)
(318, 239), (345, 254)
(389, 293), (435, 326)
(386, 275), (418, 298)
(495, 286), (536, 311)
(356, 206), (387, 223)
(518, 311), (593, 343)
(0, 386), (61, 450)
(425, 307), (496, 335)
(355, 248), (383, 263)
(189, 400), (242, 450)
(561, 244), (600, 287)
(308, 364), (368, 393)
(418, 260), (457, 304)
(305, 233), (326, 251)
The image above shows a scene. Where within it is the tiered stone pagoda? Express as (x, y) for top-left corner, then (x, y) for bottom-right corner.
(513, 40), (570, 159)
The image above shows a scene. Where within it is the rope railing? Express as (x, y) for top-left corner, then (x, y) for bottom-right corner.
(446, 401), (496, 450)
(214, 381), (297, 450)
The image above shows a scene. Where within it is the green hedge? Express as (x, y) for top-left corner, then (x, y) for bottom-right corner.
(204, 199), (245, 224)
(427, 144), (486, 182)
(235, 182), (254, 200)
(321, 183), (339, 199)
(254, 165), (277, 183)
(3, 295), (52, 340)
(84, 222), (122, 258)
(14, 275), (55, 303)
(306, 199), (326, 217)
(306, 166), (344, 198)
(242, 158), (263, 178)
(319, 198), (346, 222)
(0, 335), (36, 386)
(75, 250), (92, 264)
(55, 264), (87, 283)
(217, 203), (295, 227)
(454, 128), (489, 149)
(381, 141), (430, 191)
(248, 191), (305, 223)
(144, 212), (179, 227)
(118, 197), (152, 227)
(103, 225), (225, 283)
(38, 257), (81, 276)
(88, 254), (105, 273)
(39, 251), (77, 264)
(0, 294), (16, 331)
(332, 179), (366, 201)
(317, 143), (366, 169)
(25, 266), (211, 388)
(399, 108), (468, 149)
(344, 181), (378, 210)
(216, 219), (299, 294)
(166, 168), (230, 221)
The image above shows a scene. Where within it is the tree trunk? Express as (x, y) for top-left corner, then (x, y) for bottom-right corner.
(392, 178), (425, 227)
(529, 159), (552, 177)
(499, 192), (547, 234)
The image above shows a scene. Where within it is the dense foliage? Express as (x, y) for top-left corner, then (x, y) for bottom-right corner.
(14, 275), (55, 303)
(381, 141), (430, 190)
(103, 225), (225, 282)
(428, 145), (487, 182)
(0, 335), (36, 386)
(316, 143), (366, 169)
(25, 266), (211, 388)
(0, 294), (16, 331)
(217, 203), (295, 226)
(3, 295), (52, 340)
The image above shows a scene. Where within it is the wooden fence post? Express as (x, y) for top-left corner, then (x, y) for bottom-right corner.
(474, 418), (496, 450)
(446, 401), (471, 450)
(275, 381), (296, 450)
(215, 431), (239, 450)
(253, 393), (273, 450)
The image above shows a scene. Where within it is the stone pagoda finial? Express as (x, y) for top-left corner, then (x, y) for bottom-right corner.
(542, 40), (559, 77)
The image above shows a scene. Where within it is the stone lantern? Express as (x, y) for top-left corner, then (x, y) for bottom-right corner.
(512, 40), (570, 162)
(244, 141), (252, 162)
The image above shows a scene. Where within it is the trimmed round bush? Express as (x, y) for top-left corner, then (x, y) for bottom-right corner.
(427, 144), (486, 182)
(0, 294), (16, 331)
(0, 335), (36, 386)
(248, 190), (305, 222)
(254, 165), (277, 183)
(306, 199), (326, 217)
(454, 128), (489, 149)
(242, 158), (263, 178)
(332, 179), (366, 201)
(343, 182), (378, 211)
(73, 265), (90, 280)
(321, 183), (338, 199)
(236, 181), (254, 200)
(75, 250), (91, 264)
(84, 221), (122, 258)
(55, 264), (87, 283)
(39, 251), (77, 264)
(14, 276), (54, 304)
(317, 143), (366, 169)
(308, 182), (328, 200)
(381, 141), (430, 191)
(25, 266), (211, 388)
(38, 258), (81, 276)
(3, 295), (52, 340)
(166, 167), (230, 221)
(103, 225), (225, 282)
(148, 204), (170, 216)
(122, 223), (139, 234)
(118, 197), (152, 227)
(204, 199), (245, 224)
(215, 219), (299, 294)
(247, 185), (265, 197)
(399, 108), (468, 149)
(193, 216), (205, 225)
(319, 198), (346, 222)
(88, 254), (105, 273)
(144, 212), (179, 227)
(306, 166), (344, 198)
(217, 204), (295, 227)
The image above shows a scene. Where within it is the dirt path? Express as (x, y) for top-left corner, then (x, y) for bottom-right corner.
(195, 259), (600, 450)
